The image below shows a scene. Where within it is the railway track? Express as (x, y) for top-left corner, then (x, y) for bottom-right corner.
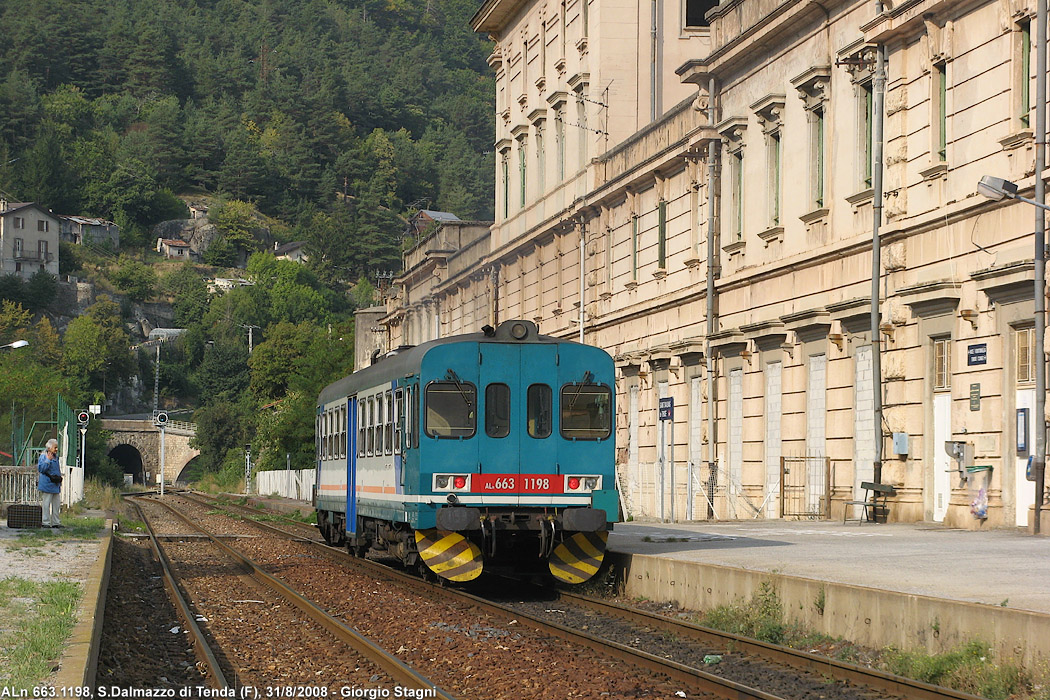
(179, 492), (987, 700)
(127, 494), (454, 696)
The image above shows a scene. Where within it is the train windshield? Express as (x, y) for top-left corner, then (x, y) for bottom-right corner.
(560, 383), (612, 440)
(425, 381), (477, 438)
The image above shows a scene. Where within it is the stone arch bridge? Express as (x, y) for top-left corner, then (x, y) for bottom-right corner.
(100, 418), (200, 485)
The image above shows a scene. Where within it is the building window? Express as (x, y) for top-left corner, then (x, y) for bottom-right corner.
(769, 131), (782, 226)
(813, 107), (825, 208)
(577, 92), (588, 167)
(13, 238), (22, 256)
(731, 149), (744, 240)
(555, 108), (566, 181)
(630, 214), (639, 281)
(1021, 21), (1032, 128)
(933, 338), (951, 391)
(934, 62), (947, 161)
(1016, 326), (1035, 384)
(12, 217), (23, 229)
(536, 125), (545, 194)
(501, 156), (509, 218)
(860, 80), (874, 188)
(657, 200), (667, 268)
(37, 220), (48, 232)
(519, 141), (527, 207)
(684, 0), (717, 28)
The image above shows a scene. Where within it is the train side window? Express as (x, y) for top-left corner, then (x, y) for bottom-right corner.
(527, 384), (552, 438)
(366, 397), (374, 456)
(340, 404), (347, 458)
(385, 391), (394, 454)
(358, 401), (366, 457)
(412, 387), (420, 447)
(394, 389), (403, 454)
(325, 409), (332, 459)
(315, 414), (321, 461)
(560, 383), (612, 439)
(404, 387), (413, 449)
(425, 381), (477, 438)
(485, 383), (511, 438)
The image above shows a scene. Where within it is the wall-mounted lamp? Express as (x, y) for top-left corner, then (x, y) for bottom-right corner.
(959, 308), (978, 331)
(879, 321), (896, 342)
(828, 332), (845, 351)
(739, 341), (755, 366)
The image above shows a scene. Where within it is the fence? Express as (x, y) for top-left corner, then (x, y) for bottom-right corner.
(780, 455), (831, 519)
(254, 469), (316, 501)
(0, 467), (37, 505)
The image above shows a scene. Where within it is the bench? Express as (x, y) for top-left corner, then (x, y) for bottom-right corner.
(844, 481), (896, 524)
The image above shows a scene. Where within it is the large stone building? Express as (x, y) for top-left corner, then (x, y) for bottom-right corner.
(370, 0), (1048, 530)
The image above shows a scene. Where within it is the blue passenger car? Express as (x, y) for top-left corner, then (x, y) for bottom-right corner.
(313, 320), (619, 583)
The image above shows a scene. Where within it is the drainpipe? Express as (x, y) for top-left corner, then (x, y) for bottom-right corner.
(1034, 0), (1047, 533)
(651, 0), (658, 121)
(579, 216), (586, 343)
(490, 266), (500, 327)
(871, 3), (887, 486)
(706, 76), (721, 520)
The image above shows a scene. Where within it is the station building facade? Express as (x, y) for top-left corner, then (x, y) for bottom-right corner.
(372, 0), (1048, 530)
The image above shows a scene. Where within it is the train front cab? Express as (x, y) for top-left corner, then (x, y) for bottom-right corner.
(414, 321), (619, 584)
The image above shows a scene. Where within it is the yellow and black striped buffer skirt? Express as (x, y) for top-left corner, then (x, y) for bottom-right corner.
(415, 529), (483, 582)
(549, 531), (608, 584)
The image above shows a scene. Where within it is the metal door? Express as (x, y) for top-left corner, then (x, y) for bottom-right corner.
(933, 392), (951, 522)
(1016, 388), (1036, 527)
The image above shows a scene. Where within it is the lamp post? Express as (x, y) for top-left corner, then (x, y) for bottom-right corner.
(978, 175), (1048, 533)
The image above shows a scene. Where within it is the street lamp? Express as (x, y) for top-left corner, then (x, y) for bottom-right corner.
(1, 340), (28, 350)
(979, 175), (1047, 533)
(977, 176), (1050, 211)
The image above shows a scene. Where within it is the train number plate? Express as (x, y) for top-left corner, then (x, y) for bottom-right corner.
(473, 474), (563, 493)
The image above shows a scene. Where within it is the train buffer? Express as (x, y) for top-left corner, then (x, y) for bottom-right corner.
(843, 481), (896, 524)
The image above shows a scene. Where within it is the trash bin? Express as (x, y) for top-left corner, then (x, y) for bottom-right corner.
(967, 465), (992, 519)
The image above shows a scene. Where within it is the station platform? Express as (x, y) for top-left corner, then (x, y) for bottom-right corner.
(238, 492), (1050, 664)
(607, 519), (1050, 666)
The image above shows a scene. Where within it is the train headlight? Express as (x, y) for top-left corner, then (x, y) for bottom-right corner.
(565, 475), (601, 492)
(433, 474), (471, 492)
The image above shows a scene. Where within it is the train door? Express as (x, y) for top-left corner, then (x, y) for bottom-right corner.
(346, 397), (358, 535)
(478, 342), (559, 477)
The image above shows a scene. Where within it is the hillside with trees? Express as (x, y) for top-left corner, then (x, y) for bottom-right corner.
(0, 0), (495, 487)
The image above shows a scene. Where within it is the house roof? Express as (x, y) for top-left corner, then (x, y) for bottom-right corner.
(418, 209), (461, 222)
(159, 238), (191, 247)
(0, 202), (56, 218)
(59, 215), (116, 227)
(275, 240), (307, 256)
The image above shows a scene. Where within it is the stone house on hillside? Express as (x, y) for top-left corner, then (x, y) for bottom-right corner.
(0, 202), (60, 280)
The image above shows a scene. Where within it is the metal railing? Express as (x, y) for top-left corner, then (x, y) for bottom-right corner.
(0, 466), (38, 504)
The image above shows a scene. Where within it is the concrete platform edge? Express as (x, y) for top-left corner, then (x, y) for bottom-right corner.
(54, 520), (113, 688)
(609, 551), (1049, 668)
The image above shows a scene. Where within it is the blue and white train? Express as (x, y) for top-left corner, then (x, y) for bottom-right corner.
(313, 320), (619, 584)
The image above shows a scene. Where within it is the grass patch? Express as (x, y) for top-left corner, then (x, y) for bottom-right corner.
(5, 517), (107, 552)
(0, 577), (82, 690)
(691, 581), (1050, 699)
(881, 641), (1045, 700)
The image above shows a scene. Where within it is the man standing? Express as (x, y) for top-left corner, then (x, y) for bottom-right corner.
(37, 438), (62, 528)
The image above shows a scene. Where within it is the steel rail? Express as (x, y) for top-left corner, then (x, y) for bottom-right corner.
(127, 498), (231, 688)
(181, 496), (794, 699)
(192, 494), (988, 700)
(558, 591), (987, 700)
(141, 495), (459, 700)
